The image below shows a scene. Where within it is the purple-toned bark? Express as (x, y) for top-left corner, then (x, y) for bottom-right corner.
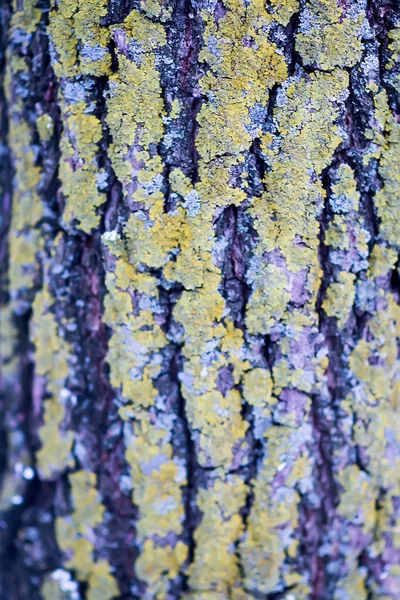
(0, 0), (400, 599)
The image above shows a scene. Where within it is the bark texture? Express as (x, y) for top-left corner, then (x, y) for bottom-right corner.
(0, 0), (400, 598)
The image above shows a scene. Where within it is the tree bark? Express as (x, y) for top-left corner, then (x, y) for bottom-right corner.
(0, 0), (399, 598)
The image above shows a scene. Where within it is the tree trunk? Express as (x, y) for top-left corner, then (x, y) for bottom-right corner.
(1, 0), (399, 598)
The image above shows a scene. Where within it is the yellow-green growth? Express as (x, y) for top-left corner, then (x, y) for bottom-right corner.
(10, 0), (41, 36)
(343, 296), (400, 577)
(374, 115), (400, 249)
(136, 542), (187, 598)
(268, 0), (299, 26)
(296, 0), (365, 71)
(103, 251), (187, 596)
(323, 272), (356, 328)
(240, 420), (312, 595)
(7, 113), (42, 296)
(325, 165), (369, 266)
(197, 0), (287, 163)
(363, 88), (400, 250)
(188, 478), (248, 595)
(36, 114), (54, 143)
(59, 101), (106, 232)
(248, 70), (348, 334)
(387, 27), (400, 92)
(101, 10), (192, 593)
(368, 244), (398, 279)
(0, 306), (18, 379)
(56, 470), (118, 598)
(242, 66), (349, 589)
(48, 1), (112, 234)
(48, 0), (111, 78)
(31, 286), (74, 478)
(105, 11), (166, 200)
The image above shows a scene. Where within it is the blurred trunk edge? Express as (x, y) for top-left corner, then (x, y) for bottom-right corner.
(0, 0), (399, 599)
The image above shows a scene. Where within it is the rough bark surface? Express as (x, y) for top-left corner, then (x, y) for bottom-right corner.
(0, 0), (400, 599)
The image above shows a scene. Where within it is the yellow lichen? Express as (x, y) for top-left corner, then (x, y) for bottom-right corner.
(331, 164), (360, 211)
(47, 1), (111, 234)
(36, 113), (54, 143)
(247, 70), (348, 333)
(268, 0), (300, 26)
(59, 101), (106, 232)
(197, 0), (287, 162)
(31, 287), (74, 478)
(387, 28), (400, 92)
(368, 244), (398, 279)
(323, 272), (356, 328)
(0, 307), (18, 379)
(10, 0), (41, 36)
(374, 116), (400, 250)
(69, 0), (400, 595)
(136, 541), (187, 597)
(337, 465), (377, 534)
(363, 88), (400, 252)
(103, 248), (187, 594)
(7, 117), (42, 297)
(56, 471), (118, 598)
(48, 0), (111, 78)
(242, 368), (274, 409)
(188, 477), (248, 595)
(344, 292), (400, 575)
(296, 0), (364, 70)
(240, 423), (311, 595)
(240, 66), (349, 592)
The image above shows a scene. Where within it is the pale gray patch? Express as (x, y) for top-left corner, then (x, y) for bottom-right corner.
(96, 170), (108, 190)
(182, 189), (201, 217)
(80, 44), (108, 63)
(140, 453), (170, 475)
(62, 82), (87, 104)
(142, 173), (164, 194)
(119, 474), (133, 494)
(246, 103), (268, 138)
